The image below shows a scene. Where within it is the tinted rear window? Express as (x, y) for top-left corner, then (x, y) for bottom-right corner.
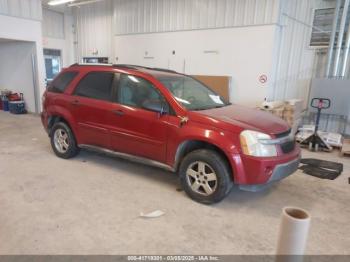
(73, 72), (115, 101)
(48, 71), (78, 93)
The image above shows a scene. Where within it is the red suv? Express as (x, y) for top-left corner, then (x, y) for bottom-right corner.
(41, 64), (300, 204)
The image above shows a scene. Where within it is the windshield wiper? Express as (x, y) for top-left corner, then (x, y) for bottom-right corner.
(191, 103), (231, 111)
(214, 103), (232, 108)
(191, 107), (209, 111)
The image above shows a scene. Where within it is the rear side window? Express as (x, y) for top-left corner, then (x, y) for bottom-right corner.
(73, 72), (115, 101)
(48, 71), (78, 93)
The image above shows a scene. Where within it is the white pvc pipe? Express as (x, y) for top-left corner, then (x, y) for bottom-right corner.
(325, 0), (342, 77)
(276, 207), (311, 255)
(341, 21), (350, 77)
(333, 0), (350, 77)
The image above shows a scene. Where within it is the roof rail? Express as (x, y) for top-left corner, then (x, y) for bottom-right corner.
(69, 63), (113, 67)
(150, 67), (178, 73)
(112, 64), (146, 70)
(69, 63), (178, 74)
(113, 64), (177, 73)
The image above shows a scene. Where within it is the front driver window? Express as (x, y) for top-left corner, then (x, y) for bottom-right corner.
(118, 74), (167, 111)
(157, 75), (229, 111)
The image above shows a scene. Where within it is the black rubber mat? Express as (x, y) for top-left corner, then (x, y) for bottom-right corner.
(299, 165), (341, 180)
(300, 158), (343, 173)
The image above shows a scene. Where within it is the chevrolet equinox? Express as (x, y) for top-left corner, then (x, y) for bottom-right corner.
(41, 64), (301, 204)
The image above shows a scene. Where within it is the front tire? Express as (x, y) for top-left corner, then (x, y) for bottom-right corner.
(179, 149), (233, 204)
(50, 122), (80, 159)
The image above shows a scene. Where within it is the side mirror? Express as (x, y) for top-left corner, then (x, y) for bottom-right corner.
(142, 100), (169, 115)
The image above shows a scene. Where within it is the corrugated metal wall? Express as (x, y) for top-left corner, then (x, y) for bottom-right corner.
(271, 0), (350, 134)
(74, 0), (340, 101)
(42, 9), (64, 39)
(75, 0), (280, 60)
(75, 0), (113, 60)
(113, 0), (280, 35)
(272, 0), (335, 102)
(0, 0), (42, 20)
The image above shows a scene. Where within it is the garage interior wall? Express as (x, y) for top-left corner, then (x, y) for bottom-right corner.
(114, 26), (277, 106)
(0, 0), (45, 113)
(75, 0), (280, 106)
(42, 8), (75, 67)
(272, 0), (336, 105)
(272, 0), (350, 135)
(73, 0), (336, 107)
(0, 0), (42, 20)
(74, 0), (113, 63)
(0, 41), (37, 112)
(0, 0), (341, 111)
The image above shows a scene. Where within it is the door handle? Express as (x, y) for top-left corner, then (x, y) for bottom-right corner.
(71, 100), (80, 106)
(112, 109), (124, 116)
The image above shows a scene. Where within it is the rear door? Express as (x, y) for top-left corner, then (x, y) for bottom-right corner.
(69, 71), (118, 149)
(109, 73), (170, 163)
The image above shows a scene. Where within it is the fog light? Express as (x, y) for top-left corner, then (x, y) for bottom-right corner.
(265, 166), (273, 176)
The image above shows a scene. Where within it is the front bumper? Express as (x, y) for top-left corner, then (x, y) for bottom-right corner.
(238, 156), (300, 192)
(229, 144), (301, 191)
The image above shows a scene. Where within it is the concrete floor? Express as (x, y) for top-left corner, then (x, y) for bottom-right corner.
(0, 111), (349, 255)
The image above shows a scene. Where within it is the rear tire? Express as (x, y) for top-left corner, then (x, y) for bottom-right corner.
(179, 149), (233, 204)
(50, 122), (80, 159)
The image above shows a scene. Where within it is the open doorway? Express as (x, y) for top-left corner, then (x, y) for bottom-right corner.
(44, 48), (62, 83)
(0, 39), (39, 113)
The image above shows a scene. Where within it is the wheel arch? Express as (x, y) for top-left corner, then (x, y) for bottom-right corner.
(174, 139), (234, 181)
(47, 114), (75, 138)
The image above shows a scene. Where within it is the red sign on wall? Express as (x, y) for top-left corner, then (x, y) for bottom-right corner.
(259, 74), (268, 84)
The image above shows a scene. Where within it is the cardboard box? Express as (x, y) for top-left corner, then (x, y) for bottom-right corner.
(259, 99), (304, 133)
(283, 99), (303, 119)
(341, 138), (350, 156)
(192, 75), (231, 102)
(282, 99), (303, 132)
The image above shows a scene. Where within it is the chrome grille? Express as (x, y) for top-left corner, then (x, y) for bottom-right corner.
(275, 129), (295, 154)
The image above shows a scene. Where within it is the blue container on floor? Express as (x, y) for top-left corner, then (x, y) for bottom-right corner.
(9, 100), (26, 114)
(2, 100), (9, 111)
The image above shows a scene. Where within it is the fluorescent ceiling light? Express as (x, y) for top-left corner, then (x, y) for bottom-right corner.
(48, 0), (75, 6)
(68, 0), (105, 7)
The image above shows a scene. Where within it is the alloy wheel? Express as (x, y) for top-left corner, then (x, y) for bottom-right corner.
(53, 128), (70, 153)
(185, 161), (218, 196)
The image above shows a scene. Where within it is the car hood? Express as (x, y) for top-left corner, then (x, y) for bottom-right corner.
(191, 104), (290, 135)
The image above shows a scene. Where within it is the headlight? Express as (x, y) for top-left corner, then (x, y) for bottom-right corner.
(240, 130), (277, 157)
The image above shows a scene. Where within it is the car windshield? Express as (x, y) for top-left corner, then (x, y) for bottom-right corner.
(157, 75), (229, 110)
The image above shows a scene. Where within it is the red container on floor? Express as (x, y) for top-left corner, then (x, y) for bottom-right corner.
(8, 93), (23, 101)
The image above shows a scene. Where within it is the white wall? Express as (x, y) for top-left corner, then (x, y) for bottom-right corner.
(0, 0), (42, 20)
(115, 25), (278, 106)
(42, 9), (75, 67)
(74, 0), (280, 66)
(0, 41), (37, 112)
(42, 8), (64, 39)
(72, 0), (281, 106)
(0, 14), (46, 113)
(73, 0), (337, 107)
(75, 0), (113, 62)
(271, 0), (336, 105)
(113, 0), (280, 34)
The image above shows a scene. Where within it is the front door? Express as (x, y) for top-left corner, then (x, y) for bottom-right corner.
(110, 74), (169, 163)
